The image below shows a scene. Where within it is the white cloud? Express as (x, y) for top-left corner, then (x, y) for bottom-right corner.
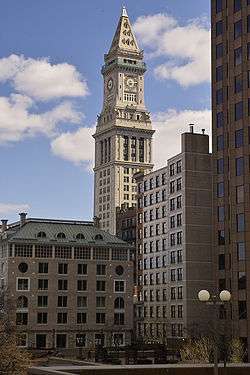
(134, 14), (211, 87)
(0, 94), (82, 143)
(51, 127), (95, 169)
(0, 203), (30, 216)
(152, 108), (211, 168)
(0, 54), (88, 101)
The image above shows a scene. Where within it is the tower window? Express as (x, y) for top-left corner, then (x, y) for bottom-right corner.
(124, 93), (137, 102)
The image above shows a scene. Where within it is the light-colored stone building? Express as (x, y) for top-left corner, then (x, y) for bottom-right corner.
(0, 214), (134, 354)
(93, 7), (154, 234)
(135, 128), (213, 341)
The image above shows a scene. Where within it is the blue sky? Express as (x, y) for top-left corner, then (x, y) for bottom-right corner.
(0, 0), (210, 223)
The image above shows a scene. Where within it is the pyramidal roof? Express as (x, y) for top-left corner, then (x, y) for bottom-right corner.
(108, 6), (140, 56)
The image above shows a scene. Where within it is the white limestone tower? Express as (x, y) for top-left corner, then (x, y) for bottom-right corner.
(93, 7), (154, 234)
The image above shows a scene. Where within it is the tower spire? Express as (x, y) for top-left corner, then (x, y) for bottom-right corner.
(107, 6), (140, 57)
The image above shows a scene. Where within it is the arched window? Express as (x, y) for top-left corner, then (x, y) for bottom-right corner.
(114, 297), (124, 310)
(17, 296), (28, 309)
(57, 232), (66, 239)
(76, 233), (85, 240)
(95, 234), (103, 241)
(37, 231), (46, 238)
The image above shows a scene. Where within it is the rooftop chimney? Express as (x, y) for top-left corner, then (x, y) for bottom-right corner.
(1, 219), (8, 232)
(93, 216), (100, 228)
(189, 124), (194, 133)
(202, 129), (205, 135)
(19, 212), (27, 227)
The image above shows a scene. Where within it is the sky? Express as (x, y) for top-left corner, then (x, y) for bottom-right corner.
(0, 0), (211, 223)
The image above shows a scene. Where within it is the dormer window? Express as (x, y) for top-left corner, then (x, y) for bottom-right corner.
(37, 231), (46, 238)
(57, 232), (66, 239)
(76, 233), (85, 240)
(95, 234), (103, 241)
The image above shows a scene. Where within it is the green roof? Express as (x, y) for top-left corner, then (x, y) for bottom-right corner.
(6, 218), (131, 248)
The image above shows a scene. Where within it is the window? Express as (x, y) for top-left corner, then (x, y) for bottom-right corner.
(114, 297), (124, 309)
(235, 101), (243, 121)
(217, 135), (224, 150)
(216, 112), (224, 128)
(171, 251), (176, 264)
(16, 312), (28, 325)
(37, 312), (48, 324)
(216, 0), (222, 13)
(76, 334), (86, 348)
(77, 263), (87, 275)
(37, 296), (48, 308)
(177, 178), (182, 191)
(170, 216), (175, 228)
(219, 254), (225, 270)
(38, 279), (48, 291)
(57, 312), (67, 324)
(237, 213), (245, 232)
(248, 15), (250, 33)
(18, 262), (28, 273)
(170, 233), (175, 246)
(170, 163), (175, 176)
(114, 312), (125, 325)
(38, 263), (48, 274)
(170, 198), (175, 211)
(217, 182), (224, 197)
(218, 230), (225, 246)
(216, 88), (223, 105)
(216, 20), (223, 36)
(58, 295), (67, 307)
(96, 280), (106, 292)
(216, 65), (223, 81)
(177, 196), (182, 209)
(171, 305), (176, 318)
(217, 158), (224, 174)
(77, 279), (87, 291)
(237, 242), (245, 261)
(58, 263), (68, 275)
(170, 181), (175, 194)
(56, 334), (67, 348)
(114, 280), (125, 292)
(171, 287), (176, 300)
(96, 312), (105, 324)
(17, 333), (27, 348)
(218, 206), (225, 222)
(17, 278), (30, 291)
(216, 43), (223, 59)
(177, 286), (183, 299)
(238, 272), (246, 290)
(58, 279), (67, 291)
(171, 269), (176, 282)
(57, 232), (66, 239)
(96, 296), (105, 308)
(76, 233), (85, 240)
(248, 43), (250, 60)
(236, 157), (244, 176)
(234, 20), (242, 39)
(235, 129), (243, 148)
(239, 301), (247, 319)
(234, 47), (242, 66)
(177, 250), (183, 263)
(235, 75), (242, 93)
(236, 185), (244, 203)
(234, 0), (241, 12)
(96, 264), (106, 275)
(177, 232), (182, 245)
(37, 231), (46, 238)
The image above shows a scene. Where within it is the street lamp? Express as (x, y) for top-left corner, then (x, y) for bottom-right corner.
(198, 289), (231, 375)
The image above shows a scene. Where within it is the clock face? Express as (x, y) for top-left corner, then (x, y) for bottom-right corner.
(107, 78), (113, 91)
(126, 78), (135, 88)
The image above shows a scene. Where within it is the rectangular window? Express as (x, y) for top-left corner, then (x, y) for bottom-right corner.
(217, 182), (224, 197)
(238, 272), (246, 290)
(77, 279), (87, 291)
(216, 43), (223, 59)
(76, 334), (86, 348)
(237, 242), (245, 261)
(177, 195), (182, 209)
(57, 312), (67, 324)
(58, 279), (67, 291)
(216, 112), (224, 128)
(17, 278), (30, 291)
(216, 88), (223, 105)
(235, 101), (243, 121)
(16, 312), (28, 325)
(216, 20), (223, 36)
(235, 75), (242, 93)
(38, 279), (48, 291)
(218, 206), (225, 222)
(219, 254), (225, 270)
(236, 185), (244, 203)
(96, 264), (106, 275)
(216, 0), (222, 13)
(37, 312), (48, 324)
(78, 264), (87, 275)
(239, 301), (247, 319)
(38, 263), (48, 274)
(58, 295), (68, 307)
(248, 15), (250, 32)
(38, 295), (48, 308)
(217, 158), (224, 174)
(56, 334), (67, 348)
(217, 135), (224, 150)
(58, 263), (68, 275)
(216, 65), (223, 81)
(234, 0), (241, 12)
(96, 280), (106, 292)
(96, 296), (106, 308)
(234, 47), (242, 66)
(234, 20), (242, 39)
(170, 163), (175, 176)
(235, 129), (243, 148)
(77, 296), (87, 308)
(218, 230), (225, 246)
(248, 43), (250, 60)
(237, 213), (245, 232)
(96, 312), (105, 324)
(235, 157), (244, 176)
(114, 312), (125, 325)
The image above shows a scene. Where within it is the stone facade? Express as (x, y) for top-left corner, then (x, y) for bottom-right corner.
(93, 7), (154, 234)
(0, 214), (134, 354)
(134, 129), (213, 341)
(211, 0), (250, 354)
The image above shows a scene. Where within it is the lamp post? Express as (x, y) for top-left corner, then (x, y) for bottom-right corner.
(198, 289), (231, 375)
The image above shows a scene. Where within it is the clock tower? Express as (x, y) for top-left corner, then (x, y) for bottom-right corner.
(93, 6), (155, 234)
